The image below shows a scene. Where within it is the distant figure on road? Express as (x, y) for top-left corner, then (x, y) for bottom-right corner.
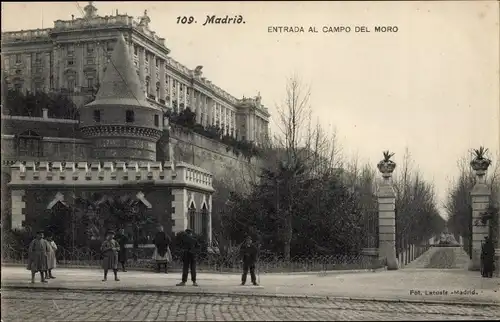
(481, 236), (495, 278)
(115, 228), (129, 272)
(152, 225), (172, 273)
(45, 234), (58, 279)
(240, 236), (259, 286)
(101, 230), (120, 282)
(176, 228), (199, 286)
(27, 231), (50, 284)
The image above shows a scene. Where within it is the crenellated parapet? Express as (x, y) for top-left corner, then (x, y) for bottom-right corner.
(8, 160), (214, 192)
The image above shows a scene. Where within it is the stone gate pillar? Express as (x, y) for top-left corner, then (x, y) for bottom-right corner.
(377, 151), (399, 270)
(468, 149), (491, 271)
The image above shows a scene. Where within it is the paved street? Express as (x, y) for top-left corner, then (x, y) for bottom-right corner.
(2, 289), (499, 321)
(2, 266), (498, 305)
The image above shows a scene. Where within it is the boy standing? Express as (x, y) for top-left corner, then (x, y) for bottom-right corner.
(101, 230), (120, 282)
(176, 229), (199, 286)
(240, 236), (259, 286)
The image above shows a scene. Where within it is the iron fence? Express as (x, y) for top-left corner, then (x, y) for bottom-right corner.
(1, 245), (384, 273)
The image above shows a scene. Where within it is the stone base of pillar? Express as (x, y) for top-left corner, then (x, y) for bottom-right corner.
(468, 248), (481, 271)
(378, 244), (399, 270)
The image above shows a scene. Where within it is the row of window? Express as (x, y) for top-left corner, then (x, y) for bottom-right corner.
(66, 42), (114, 55)
(92, 110), (160, 127)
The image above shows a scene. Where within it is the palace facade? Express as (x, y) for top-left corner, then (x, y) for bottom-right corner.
(1, 2), (270, 145)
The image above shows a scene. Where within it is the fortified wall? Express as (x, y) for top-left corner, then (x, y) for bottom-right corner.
(1, 116), (263, 189)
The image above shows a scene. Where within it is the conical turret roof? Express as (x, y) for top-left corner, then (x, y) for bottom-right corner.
(86, 34), (156, 109)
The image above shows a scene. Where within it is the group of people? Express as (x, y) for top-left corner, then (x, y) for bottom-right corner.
(28, 225), (261, 286)
(481, 236), (495, 278)
(27, 231), (58, 283)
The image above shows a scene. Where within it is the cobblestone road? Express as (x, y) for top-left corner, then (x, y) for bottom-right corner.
(1, 290), (499, 321)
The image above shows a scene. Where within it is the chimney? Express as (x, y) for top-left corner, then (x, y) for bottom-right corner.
(71, 14), (74, 20)
(42, 108), (49, 119)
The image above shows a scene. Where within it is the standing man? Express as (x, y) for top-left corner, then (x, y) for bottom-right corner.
(27, 231), (50, 284)
(176, 228), (199, 286)
(481, 236), (495, 278)
(115, 228), (129, 272)
(240, 236), (259, 286)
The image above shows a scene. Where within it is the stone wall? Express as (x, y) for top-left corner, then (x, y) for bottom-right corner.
(164, 126), (263, 188)
(1, 136), (90, 162)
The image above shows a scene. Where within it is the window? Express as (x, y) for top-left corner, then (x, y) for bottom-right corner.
(15, 54), (21, 63)
(35, 53), (42, 63)
(93, 110), (101, 122)
(188, 205), (196, 232)
(68, 78), (75, 91)
(186, 88), (190, 95)
(87, 43), (95, 54)
(179, 84), (183, 92)
(17, 130), (42, 158)
(67, 45), (74, 56)
(145, 53), (149, 62)
(126, 110), (134, 123)
(201, 206), (209, 241)
(107, 42), (114, 52)
(134, 46), (138, 55)
(154, 114), (159, 127)
(156, 59), (160, 67)
(87, 78), (94, 88)
(172, 80), (176, 88)
(145, 77), (150, 95)
(68, 60), (74, 66)
(87, 58), (94, 65)
(15, 69), (22, 75)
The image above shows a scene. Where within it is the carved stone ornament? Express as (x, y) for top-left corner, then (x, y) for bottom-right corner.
(470, 146), (492, 176)
(377, 151), (396, 178)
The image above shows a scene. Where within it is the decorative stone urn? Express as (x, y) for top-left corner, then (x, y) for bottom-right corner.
(377, 151), (397, 179)
(470, 146), (491, 178)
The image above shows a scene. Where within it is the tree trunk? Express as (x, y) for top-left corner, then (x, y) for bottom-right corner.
(132, 225), (139, 262)
(283, 211), (293, 262)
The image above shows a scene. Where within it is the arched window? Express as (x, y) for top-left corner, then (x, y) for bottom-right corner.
(126, 110), (135, 123)
(188, 203), (196, 232)
(16, 130), (42, 158)
(201, 204), (209, 242)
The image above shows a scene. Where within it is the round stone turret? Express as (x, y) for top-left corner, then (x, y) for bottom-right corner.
(79, 34), (163, 162)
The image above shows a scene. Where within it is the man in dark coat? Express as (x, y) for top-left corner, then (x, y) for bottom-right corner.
(115, 228), (129, 272)
(176, 228), (199, 286)
(240, 236), (259, 286)
(481, 236), (495, 278)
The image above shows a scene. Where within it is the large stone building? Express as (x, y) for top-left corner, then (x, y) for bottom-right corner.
(1, 2), (270, 145)
(3, 31), (215, 247)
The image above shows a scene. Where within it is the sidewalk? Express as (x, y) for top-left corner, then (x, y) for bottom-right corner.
(2, 266), (499, 306)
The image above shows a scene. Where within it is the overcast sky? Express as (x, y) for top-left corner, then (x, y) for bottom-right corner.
(2, 1), (499, 218)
